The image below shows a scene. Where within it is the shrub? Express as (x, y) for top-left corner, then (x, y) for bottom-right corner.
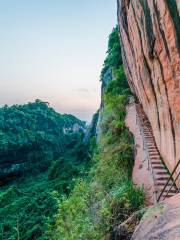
(47, 26), (145, 239)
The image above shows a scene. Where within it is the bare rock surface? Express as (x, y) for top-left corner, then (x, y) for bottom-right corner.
(132, 193), (180, 240)
(118, 0), (180, 178)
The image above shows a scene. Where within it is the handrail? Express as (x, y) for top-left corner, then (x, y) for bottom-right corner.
(162, 171), (180, 201)
(158, 159), (180, 202)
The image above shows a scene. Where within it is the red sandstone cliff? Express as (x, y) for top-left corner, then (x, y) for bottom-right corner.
(117, 0), (180, 175)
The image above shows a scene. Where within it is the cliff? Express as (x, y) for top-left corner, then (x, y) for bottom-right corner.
(117, 0), (180, 176)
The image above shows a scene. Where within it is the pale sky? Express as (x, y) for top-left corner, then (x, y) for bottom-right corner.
(0, 0), (117, 122)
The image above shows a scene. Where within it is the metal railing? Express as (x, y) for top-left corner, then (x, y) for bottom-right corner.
(157, 159), (180, 202)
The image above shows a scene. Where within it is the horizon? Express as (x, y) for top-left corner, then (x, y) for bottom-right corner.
(0, 0), (117, 122)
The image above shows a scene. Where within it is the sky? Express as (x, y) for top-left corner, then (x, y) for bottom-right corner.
(0, 0), (117, 122)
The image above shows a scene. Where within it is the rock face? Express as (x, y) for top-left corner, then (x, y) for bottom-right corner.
(132, 193), (180, 240)
(117, 0), (180, 178)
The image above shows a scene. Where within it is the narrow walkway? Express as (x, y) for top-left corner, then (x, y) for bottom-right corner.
(135, 104), (177, 202)
(126, 101), (177, 204)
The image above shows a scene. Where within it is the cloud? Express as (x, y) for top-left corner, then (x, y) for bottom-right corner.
(75, 88), (89, 93)
(74, 88), (99, 98)
(74, 88), (91, 98)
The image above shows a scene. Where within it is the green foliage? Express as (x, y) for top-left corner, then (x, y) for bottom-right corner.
(0, 175), (60, 240)
(49, 76), (144, 239)
(101, 26), (122, 77)
(47, 26), (145, 239)
(0, 101), (90, 240)
(0, 153), (90, 240)
(0, 100), (86, 183)
(49, 90), (144, 238)
(106, 65), (130, 96)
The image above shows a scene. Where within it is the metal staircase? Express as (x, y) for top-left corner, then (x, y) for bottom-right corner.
(135, 104), (179, 202)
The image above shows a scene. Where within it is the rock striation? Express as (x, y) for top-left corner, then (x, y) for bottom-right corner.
(117, 0), (180, 178)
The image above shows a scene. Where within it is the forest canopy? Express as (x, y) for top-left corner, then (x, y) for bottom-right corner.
(0, 100), (87, 183)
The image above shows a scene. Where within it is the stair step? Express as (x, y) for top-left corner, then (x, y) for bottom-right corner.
(151, 161), (161, 164)
(151, 157), (161, 160)
(136, 104), (178, 202)
(154, 171), (168, 175)
(149, 154), (159, 157)
(149, 152), (159, 158)
(163, 189), (177, 193)
(162, 193), (175, 198)
(158, 184), (176, 189)
(151, 161), (162, 164)
(156, 177), (169, 181)
(157, 182), (172, 186)
(151, 159), (161, 162)
(150, 157), (160, 160)
(151, 155), (160, 158)
(153, 166), (165, 169)
(156, 178), (173, 182)
(152, 161), (163, 165)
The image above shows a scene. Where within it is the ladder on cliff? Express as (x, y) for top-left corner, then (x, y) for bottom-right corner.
(135, 104), (180, 202)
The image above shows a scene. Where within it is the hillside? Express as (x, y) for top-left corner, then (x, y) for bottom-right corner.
(0, 100), (86, 184)
(47, 26), (144, 240)
(0, 101), (90, 240)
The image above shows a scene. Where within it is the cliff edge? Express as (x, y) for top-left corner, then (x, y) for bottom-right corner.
(117, 0), (180, 176)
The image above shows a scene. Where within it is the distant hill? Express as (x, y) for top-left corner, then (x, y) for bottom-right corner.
(0, 99), (86, 184)
(0, 100), (90, 240)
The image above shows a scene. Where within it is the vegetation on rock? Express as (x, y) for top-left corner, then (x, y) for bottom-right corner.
(48, 27), (144, 240)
